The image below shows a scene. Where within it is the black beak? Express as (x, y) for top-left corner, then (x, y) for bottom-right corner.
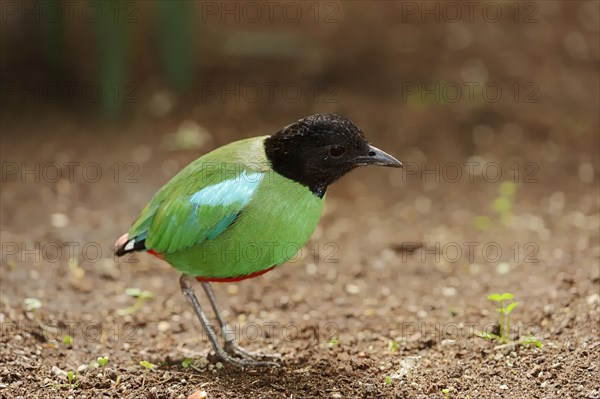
(355, 145), (403, 168)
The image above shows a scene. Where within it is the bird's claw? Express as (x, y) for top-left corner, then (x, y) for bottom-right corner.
(220, 341), (281, 367)
(217, 351), (280, 368)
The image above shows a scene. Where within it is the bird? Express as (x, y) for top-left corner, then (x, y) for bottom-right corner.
(115, 113), (402, 367)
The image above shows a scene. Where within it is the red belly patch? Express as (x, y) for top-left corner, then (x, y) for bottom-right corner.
(147, 249), (165, 260)
(145, 249), (276, 283)
(195, 265), (277, 283)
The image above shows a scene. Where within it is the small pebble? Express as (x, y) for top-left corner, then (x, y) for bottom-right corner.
(52, 366), (67, 378)
(157, 321), (171, 332)
(586, 293), (599, 305)
(227, 285), (239, 295)
(345, 284), (360, 294)
(50, 213), (69, 228)
(496, 262), (511, 275)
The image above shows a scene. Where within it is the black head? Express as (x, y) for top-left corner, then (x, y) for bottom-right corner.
(264, 113), (402, 197)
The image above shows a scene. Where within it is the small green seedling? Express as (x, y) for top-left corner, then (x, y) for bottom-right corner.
(388, 339), (399, 352)
(68, 258), (85, 279)
(62, 335), (73, 346)
(181, 357), (194, 369)
(327, 337), (339, 348)
(384, 376), (393, 386)
(117, 288), (154, 316)
(474, 181), (517, 230)
(24, 297), (42, 312)
(140, 360), (156, 389)
(48, 370), (79, 389)
(476, 293), (542, 348)
(22, 298), (60, 339)
(494, 181), (517, 226)
(476, 293), (517, 343)
(67, 371), (77, 387)
(97, 356), (109, 375)
(442, 388), (450, 399)
(491, 293), (518, 342)
(474, 215), (492, 231)
(521, 335), (543, 349)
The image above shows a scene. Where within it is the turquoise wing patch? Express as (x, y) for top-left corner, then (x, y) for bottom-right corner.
(145, 170), (264, 253)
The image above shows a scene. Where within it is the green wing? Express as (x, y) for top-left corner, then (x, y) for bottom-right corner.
(127, 138), (268, 254)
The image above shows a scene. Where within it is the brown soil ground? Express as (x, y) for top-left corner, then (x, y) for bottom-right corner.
(1, 2), (599, 396)
(1, 99), (598, 399)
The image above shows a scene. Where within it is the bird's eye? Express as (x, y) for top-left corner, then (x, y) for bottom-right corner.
(329, 145), (346, 157)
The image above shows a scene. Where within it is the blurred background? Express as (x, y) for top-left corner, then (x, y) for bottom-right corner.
(1, 1), (599, 396)
(1, 0), (598, 232)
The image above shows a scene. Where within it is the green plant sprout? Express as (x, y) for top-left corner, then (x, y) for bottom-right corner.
(97, 356), (109, 376)
(24, 297), (42, 312)
(48, 370), (79, 389)
(327, 337), (339, 348)
(474, 181), (517, 230)
(384, 376), (393, 386)
(62, 335), (73, 346)
(388, 339), (400, 352)
(140, 360), (156, 389)
(6, 258), (16, 271)
(68, 258), (85, 279)
(181, 357), (194, 369)
(23, 298), (61, 340)
(67, 371), (77, 387)
(442, 387), (450, 399)
(116, 288), (154, 316)
(492, 293), (518, 342)
(476, 293), (542, 348)
(521, 335), (543, 349)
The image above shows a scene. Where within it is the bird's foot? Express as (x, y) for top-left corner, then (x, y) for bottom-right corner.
(223, 341), (282, 365)
(215, 349), (280, 368)
(218, 353), (279, 368)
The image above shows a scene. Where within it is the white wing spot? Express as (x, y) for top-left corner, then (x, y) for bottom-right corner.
(125, 240), (135, 251)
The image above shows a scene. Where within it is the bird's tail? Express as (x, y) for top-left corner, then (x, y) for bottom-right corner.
(114, 233), (146, 256)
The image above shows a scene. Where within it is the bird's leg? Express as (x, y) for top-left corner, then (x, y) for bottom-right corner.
(199, 281), (281, 361)
(179, 275), (278, 367)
